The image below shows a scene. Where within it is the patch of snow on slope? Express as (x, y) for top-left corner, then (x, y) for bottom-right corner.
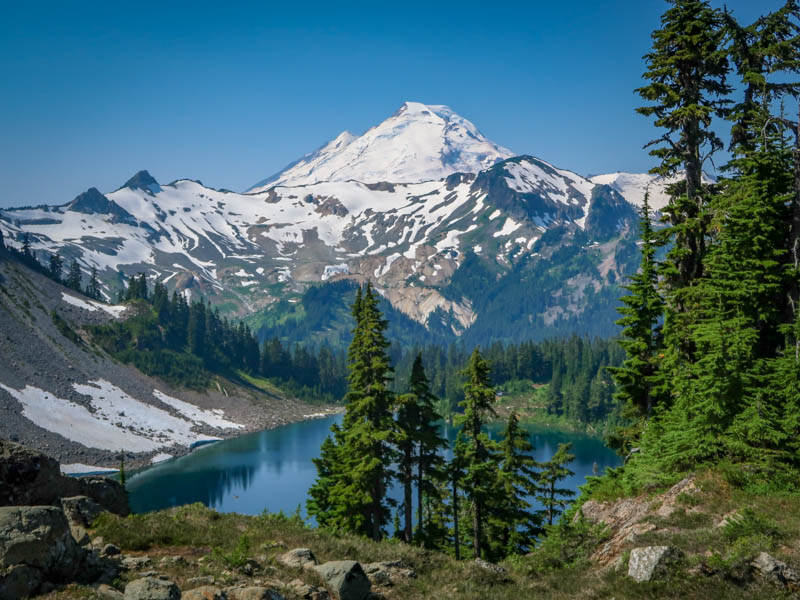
(152, 389), (243, 430)
(493, 217), (521, 238)
(60, 464), (118, 475)
(321, 263), (350, 281)
(61, 292), (126, 318)
(0, 380), (227, 452)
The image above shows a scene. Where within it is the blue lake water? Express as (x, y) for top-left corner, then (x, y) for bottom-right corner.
(126, 414), (621, 516)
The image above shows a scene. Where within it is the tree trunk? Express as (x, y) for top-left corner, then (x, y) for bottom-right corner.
(790, 107), (800, 333)
(473, 500), (482, 559)
(403, 448), (413, 543)
(452, 476), (460, 560)
(416, 454), (424, 540)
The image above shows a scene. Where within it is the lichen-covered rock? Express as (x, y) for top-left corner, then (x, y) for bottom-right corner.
(124, 576), (181, 600)
(121, 555), (152, 570)
(226, 587), (286, 600)
(0, 505), (84, 580)
(60, 495), (102, 545)
(627, 546), (683, 582)
(277, 548), (318, 570)
(182, 586), (226, 600)
(578, 477), (697, 567)
(362, 560), (415, 586)
(96, 583), (125, 599)
(313, 561), (370, 600)
(752, 552), (799, 587)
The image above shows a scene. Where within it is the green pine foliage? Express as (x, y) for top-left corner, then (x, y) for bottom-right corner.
(455, 348), (501, 559)
(325, 283), (397, 541)
(492, 411), (543, 556)
(608, 195), (665, 453)
(537, 443), (576, 526)
(611, 1), (800, 492)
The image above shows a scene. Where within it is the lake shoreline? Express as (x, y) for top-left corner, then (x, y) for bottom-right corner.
(62, 403), (344, 476)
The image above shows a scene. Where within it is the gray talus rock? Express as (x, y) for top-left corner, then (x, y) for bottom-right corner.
(752, 552), (800, 586)
(124, 576), (181, 600)
(226, 587), (286, 600)
(627, 546), (683, 582)
(60, 495), (102, 545)
(0, 505), (84, 580)
(277, 548), (318, 570)
(95, 583), (125, 599)
(182, 586), (226, 600)
(0, 439), (128, 516)
(313, 561), (370, 600)
(362, 560), (416, 586)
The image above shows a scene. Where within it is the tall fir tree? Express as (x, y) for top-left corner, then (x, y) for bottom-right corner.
(408, 354), (447, 544)
(66, 260), (82, 292)
(608, 194), (666, 453)
(537, 442), (576, 526)
(48, 252), (63, 284)
(325, 284), (396, 541)
(456, 347), (500, 559)
(492, 412), (542, 556)
(86, 266), (101, 300)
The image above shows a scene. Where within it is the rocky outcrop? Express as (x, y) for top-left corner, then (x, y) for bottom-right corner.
(0, 506), (85, 599)
(362, 560), (416, 586)
(124, 576), (181, 600)
(182, 586), (226, 600)
(0, 439), (129, 516)
(313, 561), (370, 600)
(226, 587), (286, 600)
(627, 546), (683, 582)
(752, 552), (800, 588)
(61, 495), (102, 545)
(577, 476), (699, 567)
(277, 548), (318, 570)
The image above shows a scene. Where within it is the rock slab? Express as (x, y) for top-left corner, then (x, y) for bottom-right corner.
(628, 546), (682, 582)
(752, 552), (800, 587)
(0, 505), (84, 579)
(313, 561), (370, 600)
(124, 576), (181, 600)
(277, 548), (318, 570)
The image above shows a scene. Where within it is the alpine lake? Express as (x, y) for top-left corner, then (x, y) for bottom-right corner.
(126, 414), (621, 518)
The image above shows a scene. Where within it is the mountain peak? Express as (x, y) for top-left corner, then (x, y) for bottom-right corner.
(247, 103), (515, 191)
(122, 170), (161, 194)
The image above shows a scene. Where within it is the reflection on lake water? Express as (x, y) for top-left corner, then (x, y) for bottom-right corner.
(127, 414), (621, 516)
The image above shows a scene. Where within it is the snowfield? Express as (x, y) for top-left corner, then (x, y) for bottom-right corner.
(0, 379), (242, 452)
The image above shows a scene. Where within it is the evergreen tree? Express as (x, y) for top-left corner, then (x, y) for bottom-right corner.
(608, 194), (666, 452)
(636, 0), (730, 288)
(66, 260), (82, 292)
(21, 232), (31, 258)
(493, 412), (542, 556)
(48, 252), (63, 284)
(456, 347), (500, 559)
(538, 442), (575, 526)
(326, 284), (396, 541)
(307, 424), (342, 529)
(408, 354), (447, 543)
(394, 392), (418, 543)
(87, 266), (101, 300)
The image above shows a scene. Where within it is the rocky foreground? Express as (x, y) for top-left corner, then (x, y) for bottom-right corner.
(3, 438), (800, 599)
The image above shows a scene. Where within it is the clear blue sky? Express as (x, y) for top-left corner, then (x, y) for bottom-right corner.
(0, 0), (785, 208)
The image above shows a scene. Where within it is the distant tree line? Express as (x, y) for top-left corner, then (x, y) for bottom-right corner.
(1, 231), (102, 300)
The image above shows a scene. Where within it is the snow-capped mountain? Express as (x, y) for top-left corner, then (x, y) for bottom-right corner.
(590, 171), (716, 211)
(0, 103), (648, 341)
(248, 102), (515, 191)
